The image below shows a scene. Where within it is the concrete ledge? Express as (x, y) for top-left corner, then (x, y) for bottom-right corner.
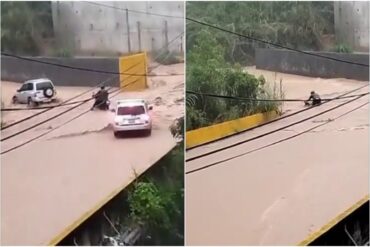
(298, 194), (369, 246)
(186, 111), (279, 149)
(1, 56), (119, 87)
(255, 48), (369, 81)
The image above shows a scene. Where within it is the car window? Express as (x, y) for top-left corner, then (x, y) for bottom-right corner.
(117, 106), (145, 116)
(27, 83), (34, 90)
(19, 84), (28, 91)
(36, 82), (53, 90)
(20, 83), (33, 91)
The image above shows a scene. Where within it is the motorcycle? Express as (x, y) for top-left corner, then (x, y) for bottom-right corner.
(92, 93), (110, 110)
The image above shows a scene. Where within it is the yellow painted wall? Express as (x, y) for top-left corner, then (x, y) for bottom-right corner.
(119, 52), (148, 91)
(186, 111), (279, 149)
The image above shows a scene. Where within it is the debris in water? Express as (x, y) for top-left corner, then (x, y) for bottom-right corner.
(153, 97), (164, 106)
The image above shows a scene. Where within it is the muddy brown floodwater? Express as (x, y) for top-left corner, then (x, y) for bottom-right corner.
(186, 69), (369, 245)
(1, 63), (184, 245)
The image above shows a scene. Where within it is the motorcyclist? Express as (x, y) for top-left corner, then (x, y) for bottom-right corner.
(305, 91), (321, 106)
(91, 86), (109, 110)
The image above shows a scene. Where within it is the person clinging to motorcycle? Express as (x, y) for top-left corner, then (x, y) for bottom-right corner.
(91, 86), (109, 110)
(305, 91), (321, 106)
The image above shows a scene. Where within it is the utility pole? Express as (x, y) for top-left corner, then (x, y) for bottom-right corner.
(126, 8), (131, 53)
(137, 21), (142, 52)
(164, 20), (169, 51)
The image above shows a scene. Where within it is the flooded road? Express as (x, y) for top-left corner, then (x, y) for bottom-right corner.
(1, 63), (184, 245)
(185, 70), (369, 245)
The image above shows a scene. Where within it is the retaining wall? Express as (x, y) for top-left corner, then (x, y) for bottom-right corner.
(255, 48), (369, 81)
(1, 56), (120, 87)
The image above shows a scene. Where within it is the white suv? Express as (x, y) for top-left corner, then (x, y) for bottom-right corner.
(112, 99), (153, 137)
(12, 78), (57, 106)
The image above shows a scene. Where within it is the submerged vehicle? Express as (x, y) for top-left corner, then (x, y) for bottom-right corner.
(12, 78), (57, 106)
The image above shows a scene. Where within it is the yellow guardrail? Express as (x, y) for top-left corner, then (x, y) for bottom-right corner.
(298, 194), (369, 246)
(186, 111), (279, 149)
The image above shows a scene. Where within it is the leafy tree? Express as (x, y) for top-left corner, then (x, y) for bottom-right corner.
(187, 1), (334, 65)
(1, 1), (53, 55)
(127, 144), (184, 245)
(186, 30), (281, 130)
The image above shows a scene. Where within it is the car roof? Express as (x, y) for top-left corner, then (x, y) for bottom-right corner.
(24, 78), (53, 84)
(116, 99), (146, 106)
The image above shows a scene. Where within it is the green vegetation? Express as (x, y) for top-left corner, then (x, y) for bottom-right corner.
(187, 1), (334, 65)
(186, 1), (334, 130)
(128, 143), (184, 245)
(1, 1), (53, 55)
(58, 123), (184, 246)
(153, 50), (184, 65)
(186, 30), (282, 131)
(128, 120), (184, 245)
(333, 43), (353, 53)
(51, 47), (73, 58)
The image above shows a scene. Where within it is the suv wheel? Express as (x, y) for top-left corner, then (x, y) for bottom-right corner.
(27, 97), (38, 107)
(43, 88), (54, 98)
(27, 97), (33, 106)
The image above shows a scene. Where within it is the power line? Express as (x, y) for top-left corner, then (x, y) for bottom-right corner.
(187, 98), (369, 175)
(1, 99), (89, 111)
(186, 17), (369, 68)
(1, 85), (123, 141)
(0, 78), (135, 153)
(185, 84), (369, 162)
(1, 33), (185, 152)
(1, 31), (184, 116)
(0, 76), (117, 131)
(1, 31), (184, 130)
(187, 90), (369, 102)
(1, 52), (184, 77)
(1, 78), (184, 155)
(186, 87), (369, 151)
(84, 1), (184, 19)
(86, 2), (368, 67)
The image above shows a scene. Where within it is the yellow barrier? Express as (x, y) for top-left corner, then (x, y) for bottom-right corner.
(298, 194), (369, 246)
(186, 111), (279, 149)
(119, 52), (148, 91)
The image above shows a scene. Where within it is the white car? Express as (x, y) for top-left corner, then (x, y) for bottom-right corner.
(112, 99), (153, 137)
(12, 78), (57, 106)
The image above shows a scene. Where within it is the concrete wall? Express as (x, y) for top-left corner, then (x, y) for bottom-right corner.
(255, 48), (369, 81)
(334, 1), (369, 52)
(1, 57), (120, 87)
(51, 1), (184, 56)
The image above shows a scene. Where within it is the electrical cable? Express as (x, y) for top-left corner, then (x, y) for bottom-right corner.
(85, 1), (184, 19)
(1, 37), (185, 153)
(1, 77), (184, 155)
(186, 84), (369, 152)
(86, 1), (368, 67)
(0, 75), (117, 130)
(1, 31), (184, 130)
(187, 98), (369, 174)
(185, 17), (369, 68)
(1, 99), (89, 111)
(0, 78), (138, 153)
(186, 84), (369, 161)
(187, 90), (369, 102)
(1, 52), (184, 77)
